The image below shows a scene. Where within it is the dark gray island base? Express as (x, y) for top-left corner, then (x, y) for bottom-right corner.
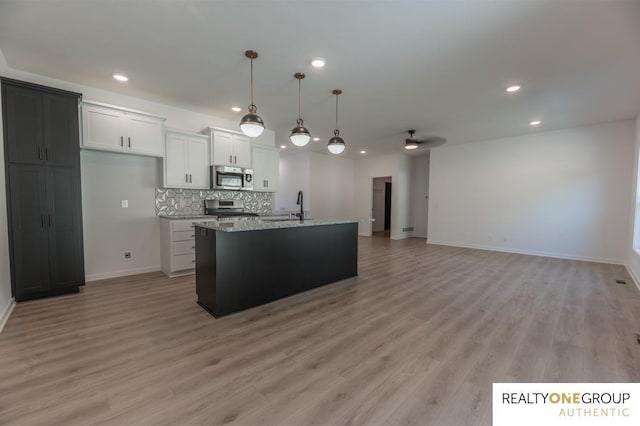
(195, 220), (358, 317)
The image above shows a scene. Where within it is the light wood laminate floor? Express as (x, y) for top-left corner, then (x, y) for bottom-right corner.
(1, 237), (639, 425)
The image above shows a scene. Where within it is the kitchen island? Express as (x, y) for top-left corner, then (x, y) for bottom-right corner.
(194, 218), (358, 317)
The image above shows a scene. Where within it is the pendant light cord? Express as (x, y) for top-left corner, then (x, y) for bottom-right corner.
(250, 58), (255, 108)
(334, 93), (339, 135)
(298, 78), (302, 120)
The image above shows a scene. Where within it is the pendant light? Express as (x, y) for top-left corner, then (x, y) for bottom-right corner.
(289, 72), (311, 147)
(239, 50), (265, 138)
(327, 89), (345, 154)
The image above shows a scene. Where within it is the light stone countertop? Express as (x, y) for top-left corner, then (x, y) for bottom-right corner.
(158, 215), (210, 221)
(194, 218), (361, 233)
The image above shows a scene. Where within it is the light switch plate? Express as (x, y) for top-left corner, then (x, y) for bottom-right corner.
(121, 200), (128, 209)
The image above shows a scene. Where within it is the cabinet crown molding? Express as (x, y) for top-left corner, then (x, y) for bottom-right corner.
(82, 100), (166, 121)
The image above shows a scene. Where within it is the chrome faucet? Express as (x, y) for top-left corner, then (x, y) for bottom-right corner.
(296, 190), (304, 222)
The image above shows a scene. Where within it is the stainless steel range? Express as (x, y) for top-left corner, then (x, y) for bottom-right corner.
(204, 199), (259, 221)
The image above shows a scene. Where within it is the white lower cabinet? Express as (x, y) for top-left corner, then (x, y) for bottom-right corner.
(252, 146), (280, 192)
(161, 218), (207, 277)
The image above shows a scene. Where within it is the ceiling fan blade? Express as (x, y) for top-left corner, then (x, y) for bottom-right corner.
(419, 137), (447, 148)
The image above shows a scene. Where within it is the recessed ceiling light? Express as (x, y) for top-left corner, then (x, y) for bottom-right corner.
(231, 106), (242, 112)
(506, 85), (521, 93)
(360, 150), (366, 154)
(280, 145), (287, 149)
(312, 137), (320, 141)
(311, 57), (326, 68)
(529, 120), (541, 126)
(113, 73), (128, 82)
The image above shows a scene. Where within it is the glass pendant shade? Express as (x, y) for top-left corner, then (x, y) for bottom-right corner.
(239, 50), (265, 138)
(328, 134), (346, 154)
(240, 107), (265, 137)
(290, 118), (311, 146)
(289, 127), (311, 146)
(290, 73), (310, 147)
(327, 89), (345, 154)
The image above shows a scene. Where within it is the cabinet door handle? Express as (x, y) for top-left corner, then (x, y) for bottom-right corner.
(128, 137), (131, 148)
(121, 136), (124, 147)
(191, 246), (195, 249)
(234, 155), (237, 164)
(40, 214), (45, 228)
(185, 174), (189, 183)
(45, 147), (49, 161)
(229, 155), (232, 164)
(191, 234), (195, 238)
(189, 174), (192, 183)
(191, 260), (196, 263)
(37, 146), (42, 160)
(48, 214), (52, 228)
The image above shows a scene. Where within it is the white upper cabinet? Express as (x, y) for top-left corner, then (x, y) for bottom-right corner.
(207, 128), (252, 168)
(252, 146), (280, 192)
(82, 104), (126, 151)
(164, 129), (209, 189)
(82, 101), (165, 157)
(212, 131), (233, 166)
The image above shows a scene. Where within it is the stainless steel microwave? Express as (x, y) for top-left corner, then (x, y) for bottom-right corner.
(210, 166), (254, 191)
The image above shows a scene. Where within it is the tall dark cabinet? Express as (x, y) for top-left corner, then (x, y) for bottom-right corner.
(2, 78), (85, 301)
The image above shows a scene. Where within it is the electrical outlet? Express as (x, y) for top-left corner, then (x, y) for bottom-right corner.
(123, 251), (132, 260)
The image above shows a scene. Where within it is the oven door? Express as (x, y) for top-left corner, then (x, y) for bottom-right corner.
(211, 166), (244, 190)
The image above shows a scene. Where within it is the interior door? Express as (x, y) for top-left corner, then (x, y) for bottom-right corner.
(3, 84), (44, 165)
(43, 93), (79, 167)
(46, 167), (84, 288)
(8, 164), (50, 295)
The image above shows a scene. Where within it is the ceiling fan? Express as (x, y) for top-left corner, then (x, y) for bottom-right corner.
(404, 129), (447, 150)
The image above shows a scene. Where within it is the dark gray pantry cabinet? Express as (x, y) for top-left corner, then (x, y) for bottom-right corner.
(2, 78), (85, 301)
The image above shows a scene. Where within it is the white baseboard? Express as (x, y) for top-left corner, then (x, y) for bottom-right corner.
(85, 265), (161, 283)
(0, 298), (15, 335)
(426, 240), (624, 265)
(625, 265), (640, 293)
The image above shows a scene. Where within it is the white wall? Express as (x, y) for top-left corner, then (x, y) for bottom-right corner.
(81, 151), (162, 281)
(411, 155), (430, 238)
(275, 152), (310, 213)
(627, 113), (640, 283)
(308, 152), (354, 219)
(354, 153), (414, 240)
(275, 151), (354, 220)
(0, 67), (275, 281)
(428, 120), (635, 263)
(0, 49), (15, 331)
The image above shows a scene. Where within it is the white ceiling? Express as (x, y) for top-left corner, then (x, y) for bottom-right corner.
(1, 0), (639, 158)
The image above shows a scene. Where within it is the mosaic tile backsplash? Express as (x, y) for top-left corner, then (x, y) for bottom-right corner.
(155, 188), (274, 216)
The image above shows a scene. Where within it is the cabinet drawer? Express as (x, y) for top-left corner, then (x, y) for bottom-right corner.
(173, 240), (196, 256)
(173, 254), (195, 271)
(173, 221), (196, 232)
(172, 230), (195, 242)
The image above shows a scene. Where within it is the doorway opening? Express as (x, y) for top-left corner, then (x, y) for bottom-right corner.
(372, 177), (392, 238)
